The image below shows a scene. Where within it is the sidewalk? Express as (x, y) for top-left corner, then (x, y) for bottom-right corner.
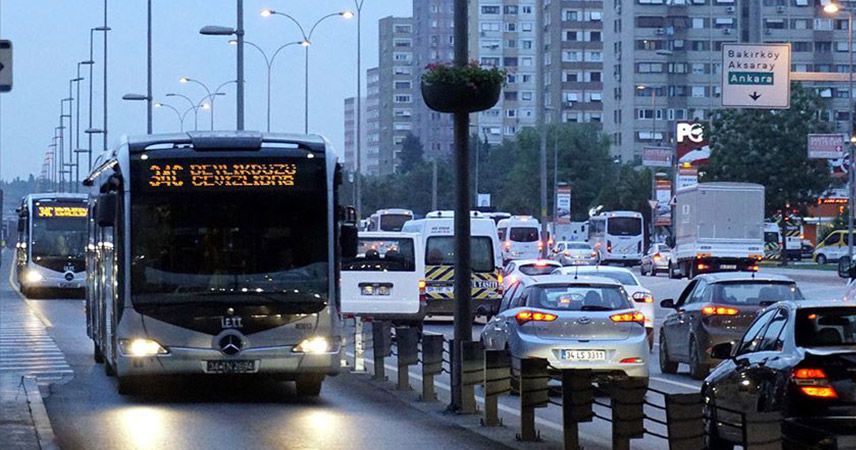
(1, 276), (60, 450)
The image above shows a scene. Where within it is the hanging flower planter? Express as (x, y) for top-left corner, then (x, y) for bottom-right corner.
(420, 61), (505, 114)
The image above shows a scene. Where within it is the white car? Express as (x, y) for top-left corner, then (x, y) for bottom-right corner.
(502, 259), (562, 291)
(551, 241), (597, 266)
(552, 265), (655, 351)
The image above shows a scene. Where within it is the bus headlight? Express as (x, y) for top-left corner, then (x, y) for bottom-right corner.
(24, 270), (44, 284)
(294, 337), (330, 354)
(119, 339), (168, 357)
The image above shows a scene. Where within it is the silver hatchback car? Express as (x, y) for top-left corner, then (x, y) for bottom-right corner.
(480, 275), (649, 382)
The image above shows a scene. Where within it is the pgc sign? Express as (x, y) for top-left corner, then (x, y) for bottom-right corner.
(676, 122), (709, 166)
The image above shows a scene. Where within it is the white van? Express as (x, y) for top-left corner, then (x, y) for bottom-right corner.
(496, 216), (542, 263)
(401, 211), (503, 317)
(341, 232), (425, 325)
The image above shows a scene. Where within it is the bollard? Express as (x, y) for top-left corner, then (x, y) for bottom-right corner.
(514, 358), (549, 442)
(420, 334), (444, 401)
(371, 321), (392, 381)
(664, 393), (704, 450)
(482, 350), (511, 427)
(561, 369), (594, 450)
(395, 326), (419, 391)
(459, 341), (483, 414)
(743, 411), (782, 450)
(610, 378), (647, 450)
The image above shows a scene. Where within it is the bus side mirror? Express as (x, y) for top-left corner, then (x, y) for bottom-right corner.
(839, 255), (855, 279)
(341, 224), (358, 259)
(96, 193), (116, 227)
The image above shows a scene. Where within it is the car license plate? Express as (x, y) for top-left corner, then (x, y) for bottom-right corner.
(426, 286), (453, 294)
(720, 264), (737, 270)
(205, 360), (258, 374)
(560, 350), (606, 361)
(60, 282), (78, 289)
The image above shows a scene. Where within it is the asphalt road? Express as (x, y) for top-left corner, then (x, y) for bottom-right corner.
(12, 285), (506, 449)
(17, 263), (849, 450)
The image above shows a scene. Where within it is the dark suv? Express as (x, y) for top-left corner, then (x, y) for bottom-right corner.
(659, 272), (803, 379)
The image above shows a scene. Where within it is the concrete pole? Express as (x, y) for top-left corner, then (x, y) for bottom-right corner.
(355, 0), (363, 216)
(537, 0), (548, 258)
(103, 0), (108, 152)
(146, 0), (153, 134)
(236, 0), (245, 130)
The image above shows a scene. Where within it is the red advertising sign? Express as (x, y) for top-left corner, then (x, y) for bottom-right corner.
(675, 121), (710, 167)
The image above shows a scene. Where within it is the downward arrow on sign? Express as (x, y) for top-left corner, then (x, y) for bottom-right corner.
(749, 91), (762, 101)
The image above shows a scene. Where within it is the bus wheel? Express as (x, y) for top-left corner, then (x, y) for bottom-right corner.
(295, 375), (324, 397)
(93, 342), (104, 364)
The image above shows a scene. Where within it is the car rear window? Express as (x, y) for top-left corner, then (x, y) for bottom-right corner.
(567, 243), (591, 250)
(518, 264), (558, 276)
(530, 284), (632, 311)
(796, 308), (856, 347)
(712, 281), (803, 305)
(509, 227), (539, 242)
(343, 238), (416, 272)
(573, 270), (638, 286)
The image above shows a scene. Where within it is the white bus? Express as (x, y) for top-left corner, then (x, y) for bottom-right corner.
(84, 132), (358, 396)
(366, 208), (414, 232)
(588, 211), (644, 265)
(496, 215), (542, 263)
(15, 193), (88, 297)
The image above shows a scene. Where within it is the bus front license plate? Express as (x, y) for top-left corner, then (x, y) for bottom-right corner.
(205, 360), (258, 374)
(720, 264), (737, 270)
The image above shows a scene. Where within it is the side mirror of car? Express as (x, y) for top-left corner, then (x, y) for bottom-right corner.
(710, 342), (733, 360)
(341, 224), (358, 259)
(660, 299), (675, 309)
(838, 255), (855, 279)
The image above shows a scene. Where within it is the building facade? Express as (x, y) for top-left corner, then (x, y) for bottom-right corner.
(603, 0), (855, 164)
(377, 16), (416, 175)
(365, 67), (381, 176)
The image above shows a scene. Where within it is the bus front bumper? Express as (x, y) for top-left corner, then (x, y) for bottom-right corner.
(19, 266), (84, 290)
(116, 346), (341, 379)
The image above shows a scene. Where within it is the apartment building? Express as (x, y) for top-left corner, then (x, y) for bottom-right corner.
(366, 67), (381, 176)
(603, 0), (855, 164)
(377, 16), (416, 175)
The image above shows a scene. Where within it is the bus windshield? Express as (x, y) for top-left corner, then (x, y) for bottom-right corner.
(130, 156), (328, 307)
(379, 214), (412, 232)
(607, 217), (642, 236)
(31, 202), (87, 269)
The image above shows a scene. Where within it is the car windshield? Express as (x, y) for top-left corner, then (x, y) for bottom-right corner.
(607, 217), (642, 236)
(712, 281), (803, 305)
(530, 284), (632, 311)
(30, 202), (87, 268)
(343, 237), (416, 272)
(567, 243), (591, 250)
(797, 308), (856, 347)
(573, 270), (638, 286)
(379, 214), (412, 232)
(509, 227), (539, 242)
(518, 263), (558, 276)
(426, 236), (495, 272)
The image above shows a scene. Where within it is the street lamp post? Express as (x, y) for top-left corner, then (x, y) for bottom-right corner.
(261, 8), (353, 133)
(154, 102), (186, 131)
(89, 26), (110, 172)
(103, 0), (109, 152)
(166, 93), (206, 130)
(70, 77), (84, 191)
(826, 2), (855, 259)
(76, 61), (93, 186)
(231, 39), (304, 132)
(179, 78), (234, 130)
(198, 0), (246, 131)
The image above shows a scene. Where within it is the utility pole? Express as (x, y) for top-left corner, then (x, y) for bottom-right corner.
(450, 0), (472, 413)
(236, 0), (245, 130)
(536, 0), (548, 257)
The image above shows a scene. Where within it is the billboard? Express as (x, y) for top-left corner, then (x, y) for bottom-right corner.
(642, 147), (673, 167)
(676, 122), (710, 167)
(808, 134), (846, 160)
(654, 180), (672, 227)
(677, 166), (699, 190)
(556, 185), (572, 224)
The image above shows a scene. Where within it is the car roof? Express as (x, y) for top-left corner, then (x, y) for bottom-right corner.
(789, 300), (856, 310)
(693, 271), (795, 283)
(526, 274), (623, 287)
(358, 231), (419, 239)
(555, 265), (633, 275)
(511, 259), (561, 266)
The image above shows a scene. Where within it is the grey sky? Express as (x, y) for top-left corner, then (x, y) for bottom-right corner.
(0, 0), (411, 180)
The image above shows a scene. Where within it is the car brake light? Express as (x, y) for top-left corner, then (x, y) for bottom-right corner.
(748, 265), (759, 272)
(632, 292), (654, 303)
(653, 253), (661, 261)
(590, 251), (597, 257)
(418, 280), (427, 303)
(504, 241), (511, 250)
(793, 367), (838, 399)
(538, 240), (544, 250)
(497, 273), (504, 285)
(515, 310), (558, 325)
(701, 305), (739, 317)
(697, 262), (709, 271)
(610, 312), (645, 324)
(534, 260), (549, 267)
(620, 357), (643, 364)
(607, 241), (613, 253)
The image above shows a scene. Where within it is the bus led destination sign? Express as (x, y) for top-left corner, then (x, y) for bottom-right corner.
(146, 163), (299, 189)
(36, 205), (87, 218)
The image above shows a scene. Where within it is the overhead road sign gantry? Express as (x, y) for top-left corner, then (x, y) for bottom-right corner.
(722, 43), (790, 109)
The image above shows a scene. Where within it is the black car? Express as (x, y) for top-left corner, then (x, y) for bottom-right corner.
(703, 301), (856, 449)
(659, 272), (803, 379)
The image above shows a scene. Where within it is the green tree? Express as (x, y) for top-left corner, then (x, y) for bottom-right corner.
(398, 133), (424, 174)
(704, 83), (833, 215)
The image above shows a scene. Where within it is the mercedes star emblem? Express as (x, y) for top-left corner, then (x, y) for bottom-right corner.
(218, 334), (243, 356)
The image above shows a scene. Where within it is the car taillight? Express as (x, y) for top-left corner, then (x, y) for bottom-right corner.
(497, 273), (504, 285)
(793, 367), (838, 399)
(653, 253), (661, 261)
(701, 305), (739, 317)
(697, 262), (709, 271)
(538, 240), (544, 250)
(632, 292), (654, 303)
(504, 241), (511, 250)
(564, 250), (572, 256)
(607, 241), (612, 253)
(590, 251), (597, 257)
(748, 265), (759, 272)
(610, 312), (645, 325)
(418, 280), (426, 303)
(515, 310), (558, 325)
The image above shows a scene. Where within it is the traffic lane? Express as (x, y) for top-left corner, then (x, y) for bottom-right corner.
(33, 300), (505, 450)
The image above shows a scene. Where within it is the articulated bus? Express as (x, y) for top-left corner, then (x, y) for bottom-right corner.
(15, 193), (88, 297)
(84, 132), (357, 396)
(588, 211), (645, 266)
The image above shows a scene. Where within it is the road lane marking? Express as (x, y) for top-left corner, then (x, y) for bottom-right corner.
(7, 261), (53, 329)
(650, 376), (700, 391)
